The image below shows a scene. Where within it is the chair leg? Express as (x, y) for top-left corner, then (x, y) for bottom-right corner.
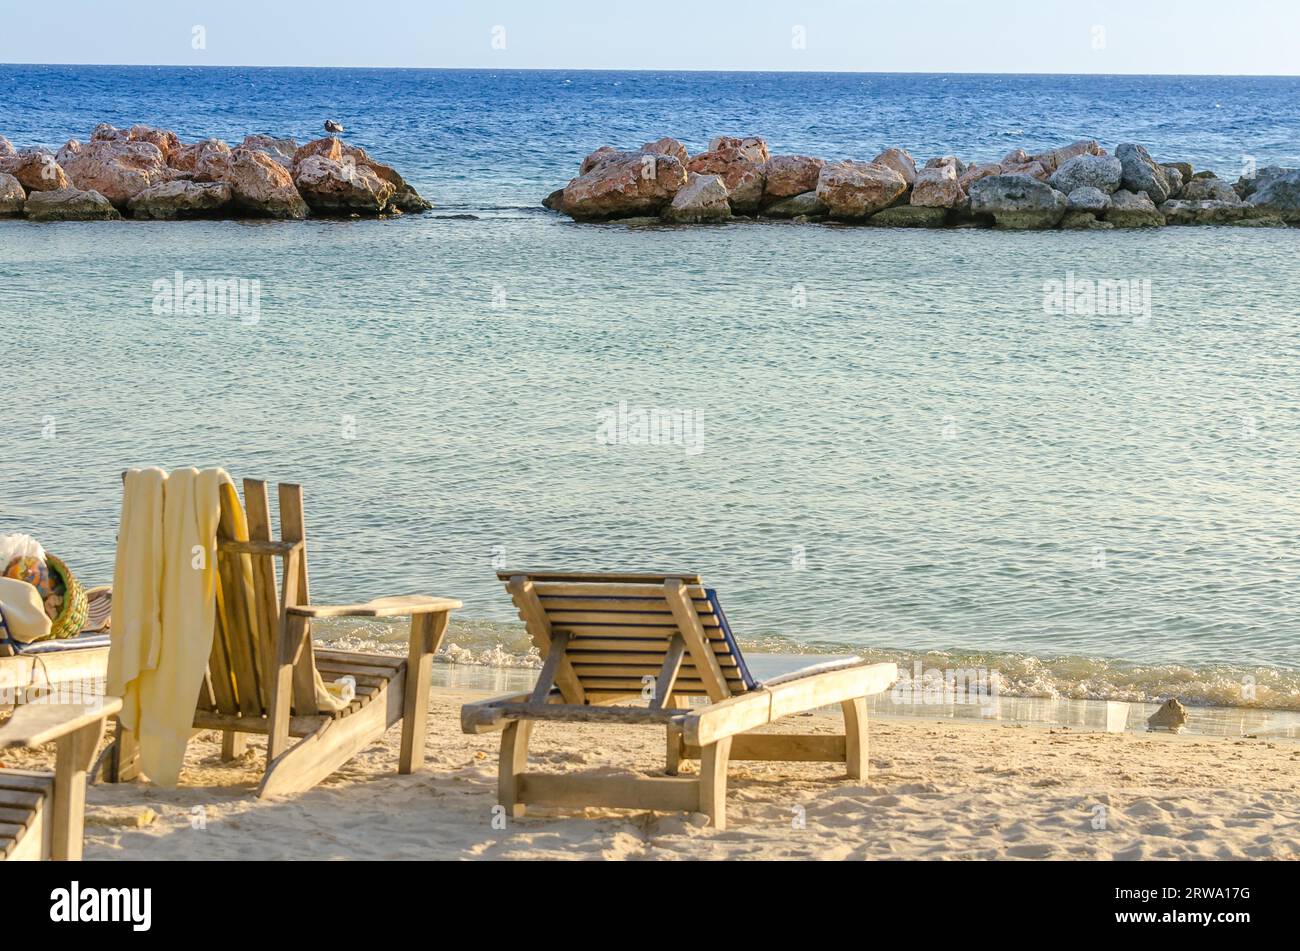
(400, 611), (443, 775)
(221, 731), (247, 762)
(51, 718), (107, 861)
(699, 736), (732, 830)
(499, 720), (533, 819)
(842, 696), (868, 780)
(665, 722), (683, 775)
(104, 722), (140, 783)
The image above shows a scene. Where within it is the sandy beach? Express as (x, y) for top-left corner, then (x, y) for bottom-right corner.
(4, 686), (1296, 861)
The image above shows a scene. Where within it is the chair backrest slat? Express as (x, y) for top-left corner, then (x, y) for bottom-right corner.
(498, 571), (755, 704)
(215, 483), (264, 717)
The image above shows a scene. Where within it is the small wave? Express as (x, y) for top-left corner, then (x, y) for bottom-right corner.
(311, 617), (1300, 712)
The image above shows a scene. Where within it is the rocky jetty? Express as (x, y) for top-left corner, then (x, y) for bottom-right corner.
(0, 125), (430, 221)
(543, 135), (1299, 229)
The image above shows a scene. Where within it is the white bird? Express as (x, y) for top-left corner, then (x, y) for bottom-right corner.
(324, 119), (344, 134)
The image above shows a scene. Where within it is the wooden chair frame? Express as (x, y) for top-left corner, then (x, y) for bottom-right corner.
(0, 698), (122, 861)
(105, 477), (461, 798)
(462, 572), (897, 830)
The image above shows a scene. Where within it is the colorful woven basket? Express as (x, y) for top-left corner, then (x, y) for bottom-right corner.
(44, 555), (88, 641)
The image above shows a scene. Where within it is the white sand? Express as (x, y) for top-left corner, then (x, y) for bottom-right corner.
(5, 686), (1299, 860)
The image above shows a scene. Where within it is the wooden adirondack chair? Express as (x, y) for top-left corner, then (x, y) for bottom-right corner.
(0, 698), (122, 860)
(462, 571), (897, 830)
(105, 478), (461, 798)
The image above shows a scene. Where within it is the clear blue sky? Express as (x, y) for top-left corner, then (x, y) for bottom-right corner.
(3, 0), (1297, 74)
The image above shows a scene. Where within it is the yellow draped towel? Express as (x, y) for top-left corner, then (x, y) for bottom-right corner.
(108, 468), (350, 787)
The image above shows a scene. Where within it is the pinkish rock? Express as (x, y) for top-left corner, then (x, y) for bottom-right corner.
(173, 138), (230, 175)
(816, 160), (908, 219)
(1001, 149), (1030, 166)
(60, 139), (171, 207)
(1032, 139), (1103, 174)
(762, 155), (826, 199)
(214, 148), (310, 218)
(127, 125), (182, 163)
(293, 154), (396, 213)
(707, 136), (769, 164)
(290, 137), (429, 212)
(1000, 160), (1049, 181)
(7, 150), (70, 192)
(641, 137), (688, 164)
(958, 163), (1003, 192)
(0, 136), (15, 158)
(910, 163), (965, 208)
(128, 180), (233, 219)
(561, 150), (688, 220)
(871, 147), (917, 186)
(687, 138), (769, 213)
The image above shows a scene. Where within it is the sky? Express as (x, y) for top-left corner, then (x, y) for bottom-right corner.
(2, 0), (1298, 74)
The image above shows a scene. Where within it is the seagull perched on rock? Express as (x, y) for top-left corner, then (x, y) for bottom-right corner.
(324, 119), (344, 134)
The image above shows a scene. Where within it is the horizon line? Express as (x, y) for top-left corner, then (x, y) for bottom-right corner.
(3, 62), (1299, 79)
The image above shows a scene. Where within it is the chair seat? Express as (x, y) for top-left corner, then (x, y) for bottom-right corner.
(0, 769), (52, 861)
(313, 650), (407, 720)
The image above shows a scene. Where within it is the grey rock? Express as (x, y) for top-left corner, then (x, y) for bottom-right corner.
(23, 187), (121, 221)
(128, 180), (233, 219)
(1180, 176), (1239, 203)
(1060, 210), (1114, 230)
(1243, 167), (1300, 221)
(867, 205), (949, 227)
(968, 174), (1068, 229)
(1160, 164), (1184, 198)
(1067, 186), (1111, 212)
(663, 172), (731, 223)
(0, 172), (24, 216)
(1116, 143), (1170, 204)
(1050, 154), (1122, 195)
(1105, 189), (1164, 228)
(761, 190), (828, 218)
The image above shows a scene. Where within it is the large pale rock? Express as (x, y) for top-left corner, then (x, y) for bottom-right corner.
(1105, 189), (1164, 228)
(1180, 176), (1238, 203)
(1049, 154), (1122, 195)
(55, 139), (81, 166)
(968, 174), (1067, 229)
(816, 160), (908, 219)
(291, 137), (430, 212)
(910, 163), (964, 208)
(203, 147), (309, 218)
(761, 190), (827, 218)
(294, 154), (396, 213)
(1032, 139), (1104, 174)
(1000, 160), (1049, 181)
(241, 134), (297, 168)
(687, 138), (768, 213)
(0, 135), (14, 157)
(1067, 186), (1111, 212)
(562, 149), (687, 220)
(871, 147), (917, 186)
(1244, 167), (1300, 221)
(128, 180), (233, 219)
(762, 155), (825, 199)
(663, 172), (731, 223)
(23, 187), (120, 221)
(1116, 143), (1171, 204)
(6, 150), (70, 192)
(0, 172), (24, 215)
(59, 139), (171, 207)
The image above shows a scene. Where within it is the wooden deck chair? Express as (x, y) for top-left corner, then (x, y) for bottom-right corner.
(462, 571), (897, 830)
(104, 478), (462, 798)
(0, 698), (122, 860)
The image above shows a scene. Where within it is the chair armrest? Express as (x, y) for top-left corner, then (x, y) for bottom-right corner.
(0, 698), (122, 749)
(288, 595), (462, 619)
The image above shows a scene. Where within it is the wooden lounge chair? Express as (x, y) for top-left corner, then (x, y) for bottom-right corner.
(104, 478), (462, 798)
(0, 698), (122, 860)
(462, 571), (897, 830)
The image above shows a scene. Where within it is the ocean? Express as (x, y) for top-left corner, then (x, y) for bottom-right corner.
(2, 66), (1299, 711)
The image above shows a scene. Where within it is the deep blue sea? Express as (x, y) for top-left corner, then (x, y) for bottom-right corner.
(3, 66), (1300, 708)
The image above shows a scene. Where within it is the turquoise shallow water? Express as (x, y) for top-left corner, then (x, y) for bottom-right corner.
(2, 67), (1299, 709)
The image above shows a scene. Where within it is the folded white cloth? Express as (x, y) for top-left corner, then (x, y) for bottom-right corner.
(0, 577), (53, 643)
